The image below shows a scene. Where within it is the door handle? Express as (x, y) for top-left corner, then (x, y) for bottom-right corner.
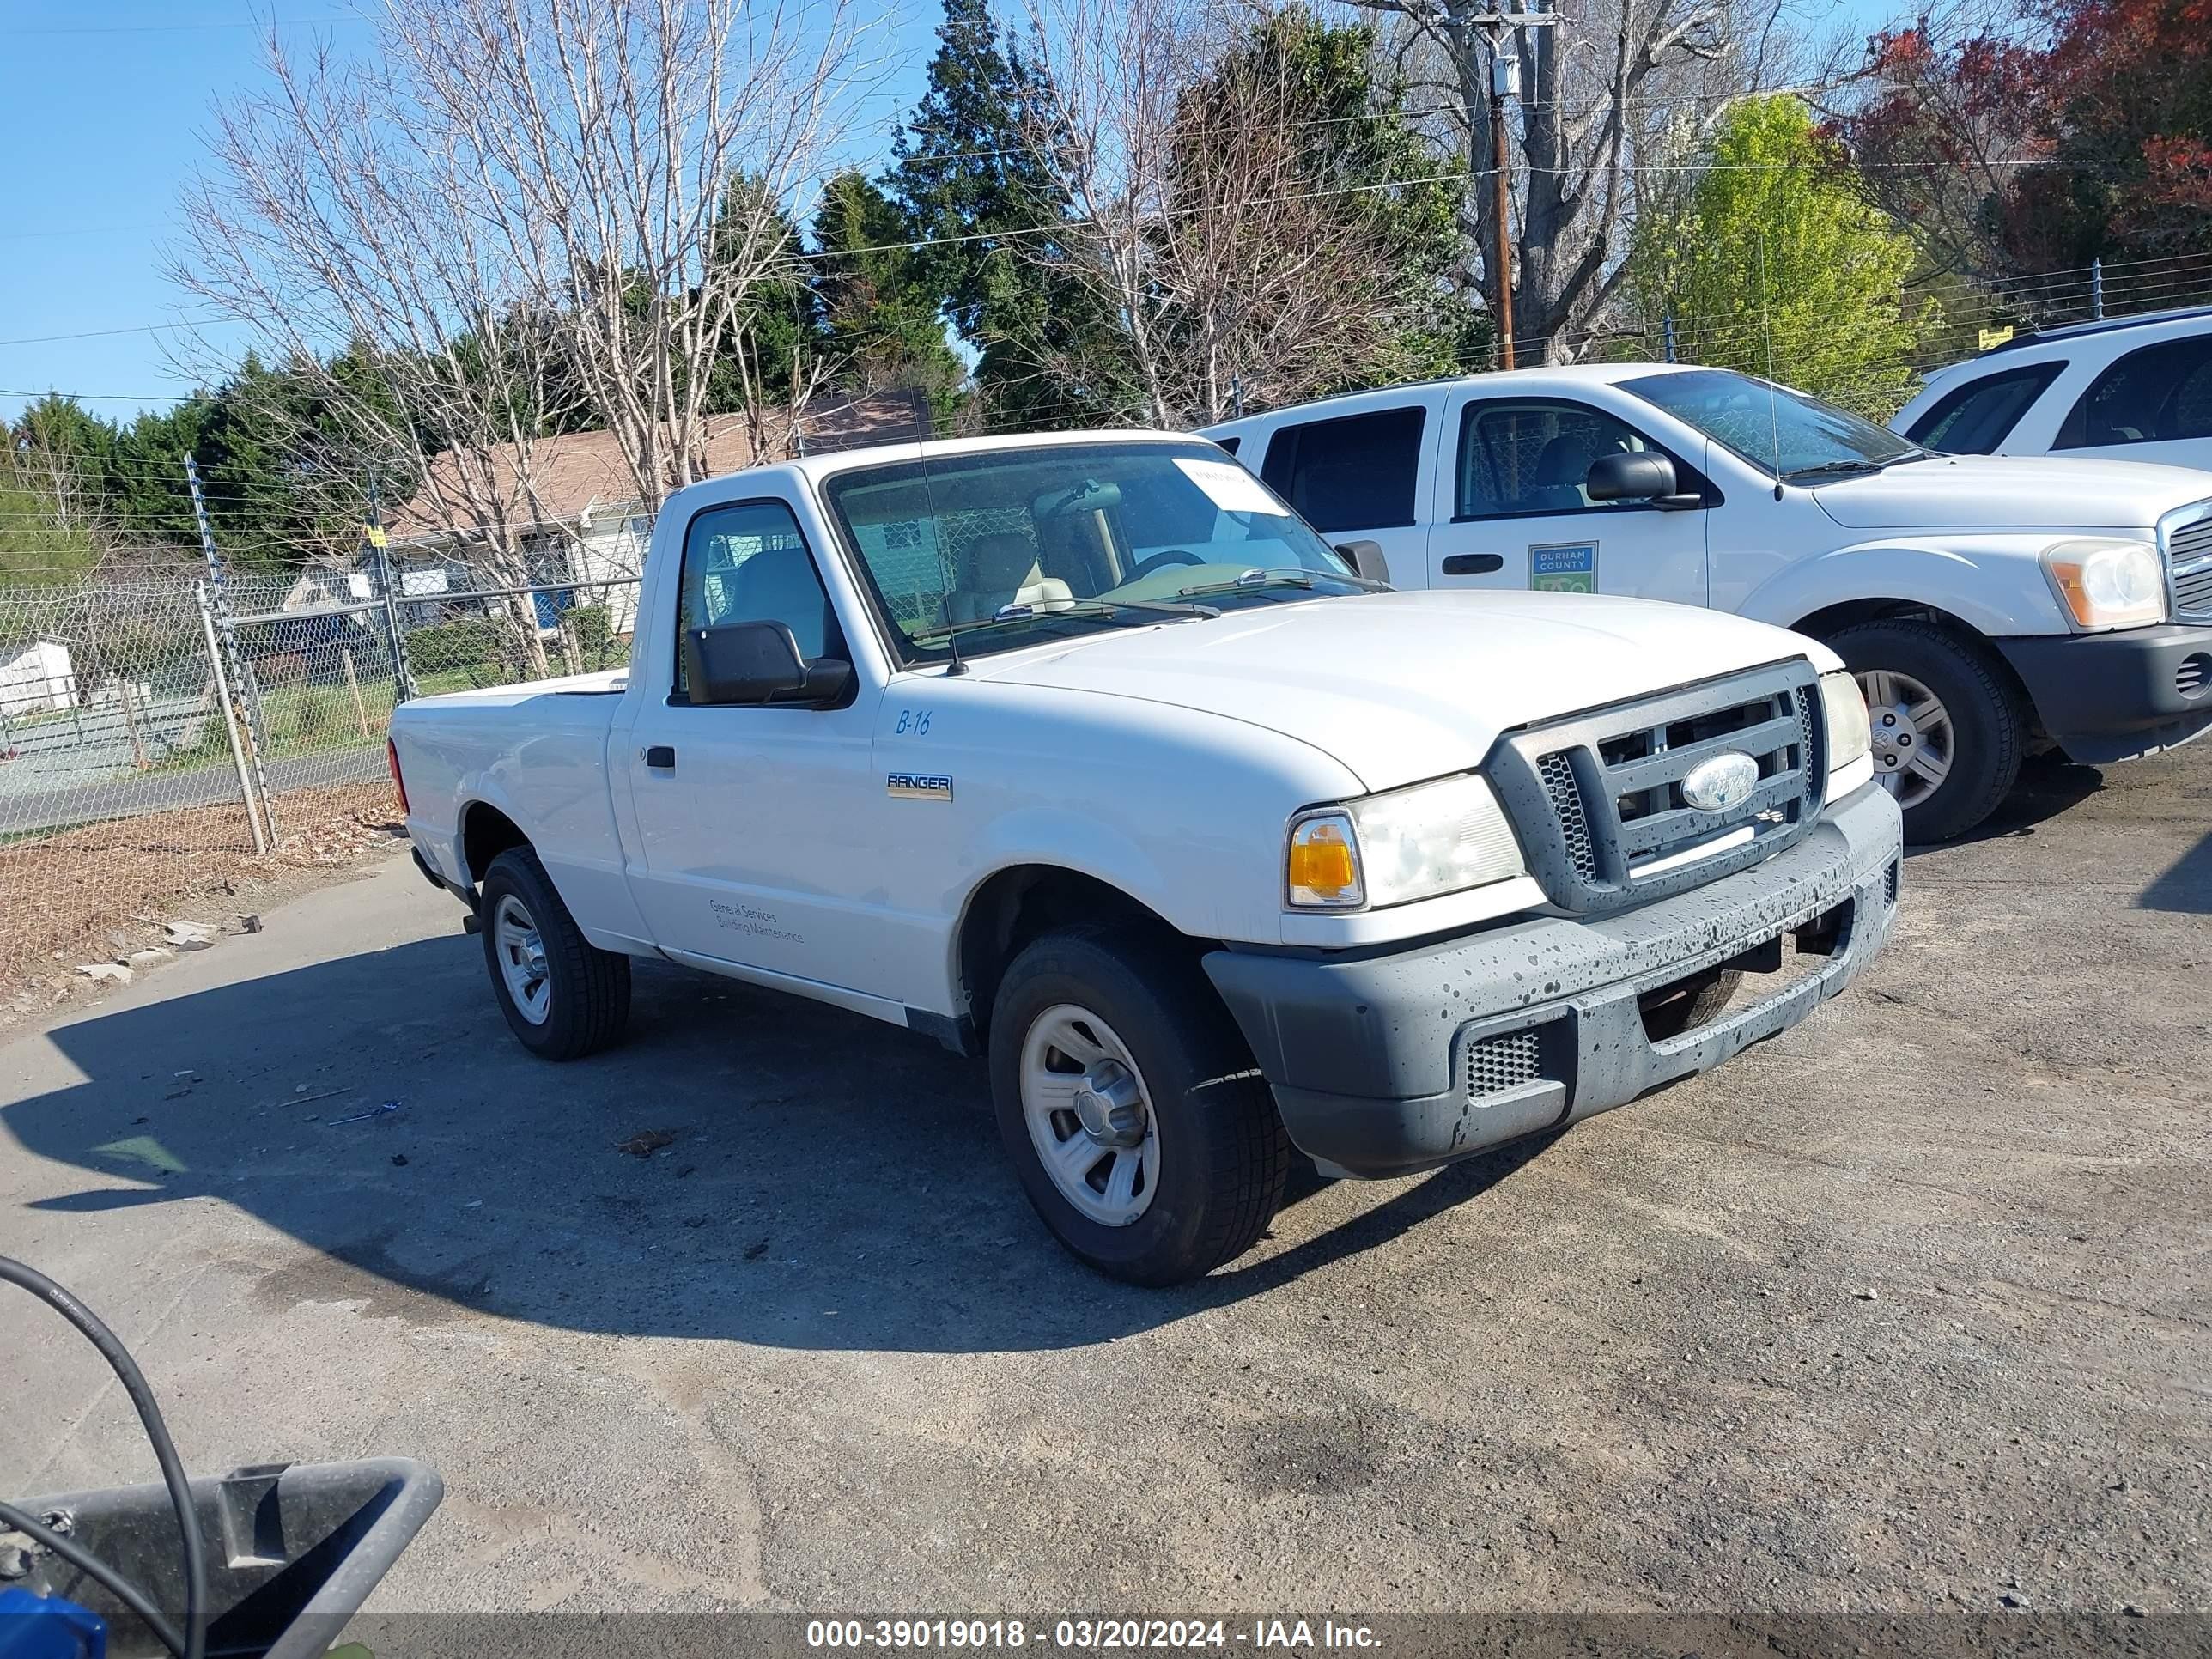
(1441, 553), (1504, 576)
(644, 745), (676, 770)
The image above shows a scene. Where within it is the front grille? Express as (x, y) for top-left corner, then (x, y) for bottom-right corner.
(1793, 686), (1820, 811)
(1492, 660), (1823, 917)
(1539, 751), (1598, 881)
(2166, 506), (2212, 621)
(1465, 1029), (1541, 1102)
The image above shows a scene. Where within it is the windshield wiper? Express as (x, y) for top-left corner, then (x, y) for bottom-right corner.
(1786, 448), (1932, 483)
(1783, 459), (1885, 482)
(1172, 565), (1390, 599)
(909, 594), (1218, 648)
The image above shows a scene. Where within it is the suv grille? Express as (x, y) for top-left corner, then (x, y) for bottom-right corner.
(1489, 660), (1824, 917)
(2167, 504), (2212, 622)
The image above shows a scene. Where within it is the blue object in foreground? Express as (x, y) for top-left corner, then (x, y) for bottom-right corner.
(0, 1587), (106, 1659)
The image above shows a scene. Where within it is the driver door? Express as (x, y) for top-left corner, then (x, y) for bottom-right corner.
(621, 498), (892, 999)
(1425, 392), (1709, 606)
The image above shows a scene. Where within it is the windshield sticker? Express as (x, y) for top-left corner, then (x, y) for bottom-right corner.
(1174, 457), (1283, 518)
(1529, 541), (1597, 594)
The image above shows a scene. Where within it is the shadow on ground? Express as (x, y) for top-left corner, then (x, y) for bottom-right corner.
(1902, 753), (2107, 855)
(3, 934), (1556, 1356)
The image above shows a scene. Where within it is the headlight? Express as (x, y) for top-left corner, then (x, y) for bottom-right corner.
(1819, 670), (1870, 770)
(1285, 773), (1524, 911)
(2042, 538), (2166, 630)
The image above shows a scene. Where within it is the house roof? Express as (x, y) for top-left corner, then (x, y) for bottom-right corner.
(383, 388), (931, 544)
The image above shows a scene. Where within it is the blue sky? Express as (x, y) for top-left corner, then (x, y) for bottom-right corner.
(1, 0), (1894, 429)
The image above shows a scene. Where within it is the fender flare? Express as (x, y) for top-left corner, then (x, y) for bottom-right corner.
(1737, 542), (2063, 639)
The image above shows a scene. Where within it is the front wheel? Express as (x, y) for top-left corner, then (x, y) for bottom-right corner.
(1826, 619), (2025, 844)
(988, 926), (1290, 1286)
(478, 847), (632, 1060)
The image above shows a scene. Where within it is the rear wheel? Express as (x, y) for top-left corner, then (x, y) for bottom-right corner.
(1826, 618), (2024, 843)
(478, 847), (631, 1060)
(988, 925), (1290, 1285)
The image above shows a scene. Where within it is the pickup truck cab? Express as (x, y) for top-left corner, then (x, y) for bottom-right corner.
(1202, 365), (2212, 842)
(391, 430), (1902, 1285)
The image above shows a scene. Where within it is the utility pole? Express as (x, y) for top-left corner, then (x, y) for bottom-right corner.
(1491, 52), (1518, 371)
(1464, 9), (1558, 371)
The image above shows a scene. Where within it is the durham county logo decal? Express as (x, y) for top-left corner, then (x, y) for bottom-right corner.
(1680, 751), (1759, 813)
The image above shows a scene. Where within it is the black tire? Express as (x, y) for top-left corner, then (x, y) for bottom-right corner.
(988, 924), (1291, 1286)
(478, 847), (631, 1060)
(1826, 618), (2025, 844)
(1638, 966), (1743, 1042)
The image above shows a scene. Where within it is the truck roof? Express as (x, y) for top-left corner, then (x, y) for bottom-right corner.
(1194, 362), (1699, 435)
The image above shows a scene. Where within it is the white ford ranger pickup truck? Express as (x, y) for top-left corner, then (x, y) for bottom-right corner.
(389, 430), (1903, 1285)
(1203, 364), (2212, 843)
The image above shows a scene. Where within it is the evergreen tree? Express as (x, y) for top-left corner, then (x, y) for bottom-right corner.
(887, 0), (1115, 427)
(811, 169), (966, 416)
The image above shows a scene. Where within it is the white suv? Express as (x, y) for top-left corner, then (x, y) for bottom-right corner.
(1201, 365), (2212, 843)
(1893, 305), (2212, 472)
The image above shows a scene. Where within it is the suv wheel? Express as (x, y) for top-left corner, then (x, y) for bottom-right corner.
(1826, 619), (2024, 843)
(988, 925), (1290, 1286)
(479, 847), (632, 1060)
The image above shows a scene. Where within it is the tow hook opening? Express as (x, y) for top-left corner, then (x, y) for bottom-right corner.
(1636, 899), (1854, 1043)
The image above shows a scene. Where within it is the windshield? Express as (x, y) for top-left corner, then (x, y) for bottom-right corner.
(821, 441), (1364, 665)
(1622, 368), (1922, 479)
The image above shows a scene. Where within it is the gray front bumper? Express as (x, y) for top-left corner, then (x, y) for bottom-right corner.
(1203, 781), (1903, 1179)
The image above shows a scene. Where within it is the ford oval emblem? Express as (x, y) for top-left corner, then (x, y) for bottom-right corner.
(1681, 751), (1759, 813)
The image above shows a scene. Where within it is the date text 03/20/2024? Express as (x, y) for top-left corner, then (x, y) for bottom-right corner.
(805, 1619), (1381, 1650)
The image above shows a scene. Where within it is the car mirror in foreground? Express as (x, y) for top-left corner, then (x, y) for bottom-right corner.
(1334, 539), (1393, 583)
(683, 620), (853, 706)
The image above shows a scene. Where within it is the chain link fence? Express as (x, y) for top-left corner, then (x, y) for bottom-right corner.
(0, 559), (641, 986)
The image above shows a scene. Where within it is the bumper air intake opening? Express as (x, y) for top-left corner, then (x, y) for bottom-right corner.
(1637, 899), (1857, 1043)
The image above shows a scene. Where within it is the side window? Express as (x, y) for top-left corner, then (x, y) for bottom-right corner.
(1258, 406), (1425, 532)
(1905, 362), (2065, 453)
(674, 500), (837, 696)
(2056, 336), (2212, 447)
(1455, 399), (1660, 519)
(1212, 435), (1241, 458)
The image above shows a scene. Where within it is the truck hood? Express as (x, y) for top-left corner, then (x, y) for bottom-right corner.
(1813, 454), (2212, 532)
(976, 589), (1828, 793)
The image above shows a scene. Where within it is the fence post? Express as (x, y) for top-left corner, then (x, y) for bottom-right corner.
(198, 581), (269, 855)
(340, 647), (372, 739)
(186, 455), (278, 839)
(364, 477), (417, 704)
(1662, 312), (1678, 363)
(2091, 258), (2105, 319)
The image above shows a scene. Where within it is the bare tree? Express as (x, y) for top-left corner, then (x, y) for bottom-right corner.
(1354, 0), (1797, 362)
(172, 0), (866, 665)
(1010, 0), (1455, 426)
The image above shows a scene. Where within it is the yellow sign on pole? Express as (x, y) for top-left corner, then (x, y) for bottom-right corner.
(1978, 325), (2015, 350)
(365, 526), (388, 548)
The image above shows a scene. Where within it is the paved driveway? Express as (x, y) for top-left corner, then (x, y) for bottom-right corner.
(1, 750), (2207, 1620)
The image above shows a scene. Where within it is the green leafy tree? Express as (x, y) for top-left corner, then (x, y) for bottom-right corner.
(1634, 96), (1941, 418)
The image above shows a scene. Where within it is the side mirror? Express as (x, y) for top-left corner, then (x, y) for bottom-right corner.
(1334, 539), (1393, 584)
(682, 620), (854, 707)
(1584, 451), (1680, 502)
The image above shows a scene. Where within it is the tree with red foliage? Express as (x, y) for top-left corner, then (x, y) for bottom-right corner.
(1835, 0), (2211, 277)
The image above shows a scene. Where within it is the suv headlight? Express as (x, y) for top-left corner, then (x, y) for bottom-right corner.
(1819, 670), (1870, 771)
(1286, 773), (1525, 911)
(2042, 538), (2166, 630)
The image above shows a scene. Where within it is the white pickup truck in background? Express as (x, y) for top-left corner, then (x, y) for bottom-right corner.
(390, 430), (1901, 1285)
(1203, 365), (2212, 842)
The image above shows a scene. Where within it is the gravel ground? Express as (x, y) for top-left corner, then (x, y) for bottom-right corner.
(0, 749), (2205, 1626)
